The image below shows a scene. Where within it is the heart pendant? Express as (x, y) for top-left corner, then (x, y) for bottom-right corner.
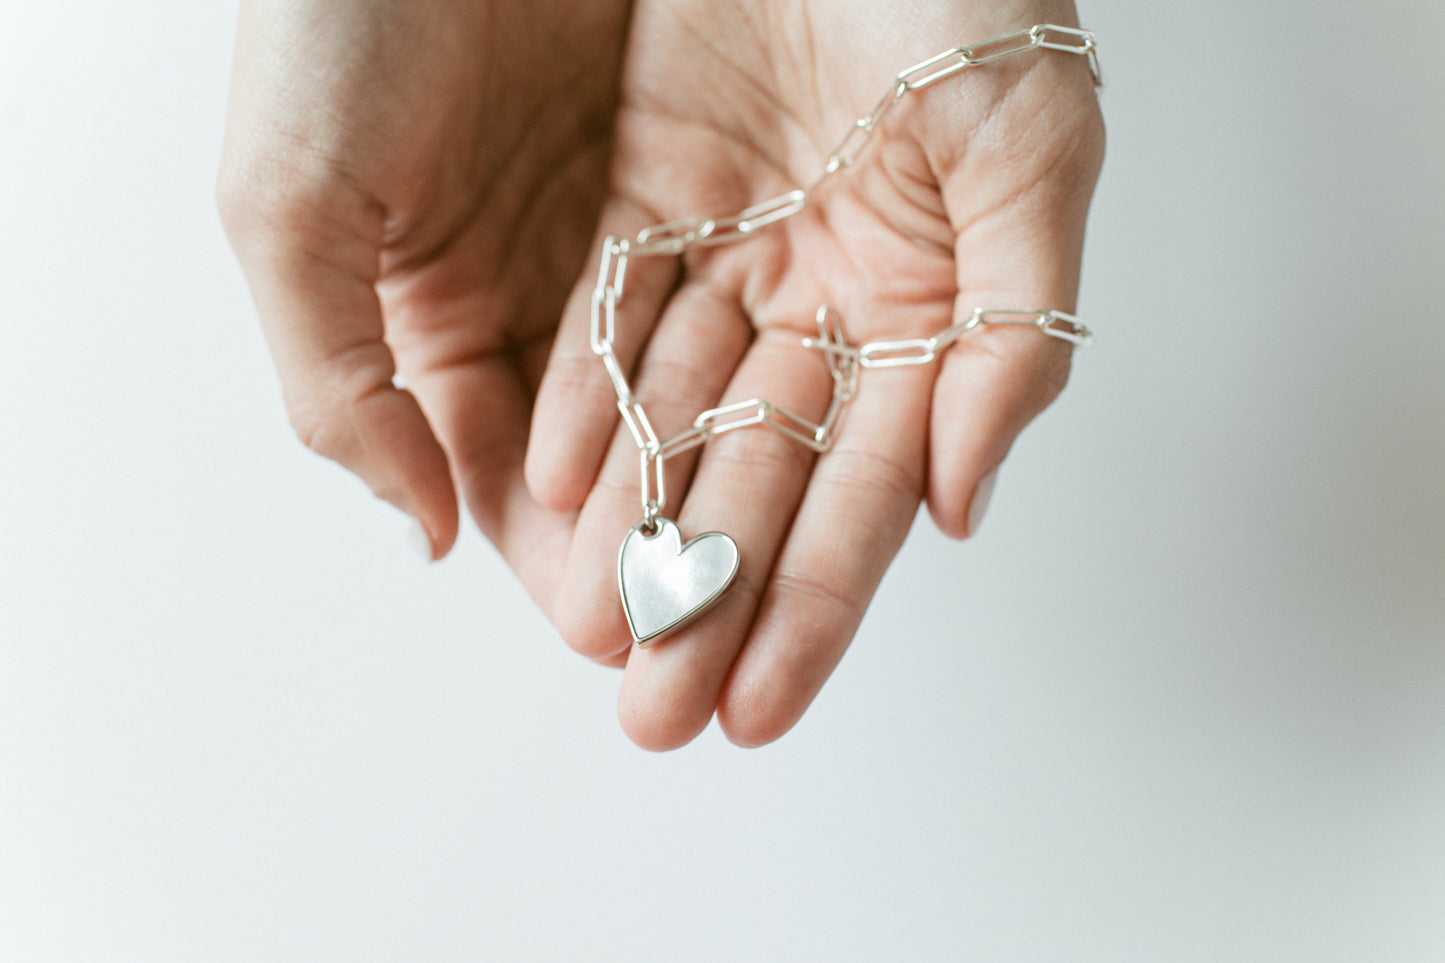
(617, 518), (740, 646)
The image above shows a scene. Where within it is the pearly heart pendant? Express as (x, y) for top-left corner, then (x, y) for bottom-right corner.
(617, 518), (740, 646)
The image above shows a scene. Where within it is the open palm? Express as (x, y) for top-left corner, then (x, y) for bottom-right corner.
(526, 0), (1104, 747)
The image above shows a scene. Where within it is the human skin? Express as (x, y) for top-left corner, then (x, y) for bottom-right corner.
(218, 0), (1103, 749)
(217, 0), (632, 561)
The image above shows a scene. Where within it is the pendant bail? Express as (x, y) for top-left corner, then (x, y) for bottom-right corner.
(640, 448), (665, 534)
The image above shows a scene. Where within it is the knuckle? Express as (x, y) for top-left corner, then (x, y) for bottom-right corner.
(214, 152), (291, 243)
(284, 395), (337, 459)
(1013, 338), (1073, 415)
(771, 568), (868, 625)
(704, 429), (812, 479)
(1038, 344), (1073, 403)
(637, 356), (731, 404)
(215, 146), (358, 256)
(544, 353), (613, 395)
(214, 143), (262, 229)
(821, 447), (924, 506)
(280, 347), (394, 461)
(969, 327), (1073, 416)
(1069, 98), (1108, 181)
(594, 470), (644, 506)
(213, 165), (250, 237)
(1023, 336), (1080, 413)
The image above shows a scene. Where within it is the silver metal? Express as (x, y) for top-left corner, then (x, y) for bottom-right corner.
(591, 24), (1101, 644)
(960, 28), (1040, 67)
(695, 398), (772, 437)
(815, 307), (860, 404)
(864, 81), (909, 131)
(898, 47), (972, 91)
(970, 308), (1048, 327)
(1031, 24), (1103, 88)
(658, 426), (709, 461)
(634, 216), (711, 256)
(619, 398), (660, 453)
(1039, 309), (1095, 346)
(590, 237), (628, 354)
(640, 450), (665, 529)
(825, 121), (876, 174)
(1032, 23), (1094, 52)
(859, 338), (938, 369)
(766, 404), (829, 450)
(618, 518), (740, 645)
(697, 190), (809, 244)
(968, 309), (1095, 347)
(599, 348), (634, 406)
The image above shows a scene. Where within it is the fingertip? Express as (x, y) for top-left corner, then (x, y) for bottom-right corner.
(715, 692), (795, 749)
(617, 688), (711, 752)
(381, 498), (458, 564)
(927, 461), (1002, 541)
(393, 510), (457, 563)
(403, 516), (437, 563)
(401, 459), (460, 563)
(296, 380), (459, 563)
(715, 603), (852, 749)
(965, 468), (997, 538)
(413, 510), (459, 562)
(926, 497), (969, 541)
(926, 468), (993, 542)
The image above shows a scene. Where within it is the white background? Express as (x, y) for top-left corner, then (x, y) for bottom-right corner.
(2, 2), (1443, 960)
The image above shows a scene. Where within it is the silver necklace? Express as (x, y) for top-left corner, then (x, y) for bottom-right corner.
(590, 23), (1103, 645)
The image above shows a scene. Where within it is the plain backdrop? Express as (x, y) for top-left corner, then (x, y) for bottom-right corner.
(2, 2), (1442, 961)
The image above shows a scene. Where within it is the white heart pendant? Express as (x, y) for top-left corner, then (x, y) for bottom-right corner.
(617, 518), (740, 646)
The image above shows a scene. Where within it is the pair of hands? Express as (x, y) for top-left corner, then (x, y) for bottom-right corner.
(217, 0), (1104, 749)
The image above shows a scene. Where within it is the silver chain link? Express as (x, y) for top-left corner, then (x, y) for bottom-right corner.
(590, 23), (1100, 526)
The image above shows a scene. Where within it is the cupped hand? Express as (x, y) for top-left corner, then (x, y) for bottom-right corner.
(526, 0), (1105, 748)
(217, 0), (631, 580)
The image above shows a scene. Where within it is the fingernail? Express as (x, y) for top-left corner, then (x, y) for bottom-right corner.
(967, 469), (998, 538)
(405, 517), (436, 563)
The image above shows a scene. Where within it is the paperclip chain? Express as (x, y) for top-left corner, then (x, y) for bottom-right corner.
(591, 23), (1100, 528)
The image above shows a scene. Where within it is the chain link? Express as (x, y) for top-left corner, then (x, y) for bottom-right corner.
(590, 24), (1100, 521)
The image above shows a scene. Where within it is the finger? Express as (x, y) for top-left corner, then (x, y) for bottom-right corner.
(615, 329), (836, 751)
(925, 93), (1104, 539)
(217, 184), (459, 559)
(552, 279), (753, 663)
(927, 300), (1076, 540)
(407, 355), (577, 615)
(525, 201), (680, 513)
(714, 351), (932, 747)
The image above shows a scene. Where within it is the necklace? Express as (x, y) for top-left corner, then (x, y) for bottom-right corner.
(590, 23), (1102, 645)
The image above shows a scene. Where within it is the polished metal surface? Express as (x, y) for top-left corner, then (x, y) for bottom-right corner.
(618, 519), (740, 647)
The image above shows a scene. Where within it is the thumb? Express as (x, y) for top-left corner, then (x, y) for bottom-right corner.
(217, 172), (458, 560)
(924, 57), (1104, 539)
